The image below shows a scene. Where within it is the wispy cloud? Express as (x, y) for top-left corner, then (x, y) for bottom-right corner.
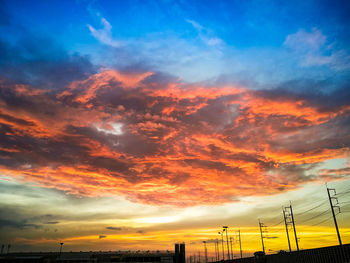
(186, 19), (223, 47)
(284, 28), (350, 70)
(106, 226), (122, 231)
(87, 17), (122, 47)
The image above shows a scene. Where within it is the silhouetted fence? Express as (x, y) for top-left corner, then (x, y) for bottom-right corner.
(225, 243), (350, 263)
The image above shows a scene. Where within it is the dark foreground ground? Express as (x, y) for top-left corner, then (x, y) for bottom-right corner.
(0, 244), (349, 263)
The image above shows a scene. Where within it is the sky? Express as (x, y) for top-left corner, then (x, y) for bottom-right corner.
(0, 0), (350, 258)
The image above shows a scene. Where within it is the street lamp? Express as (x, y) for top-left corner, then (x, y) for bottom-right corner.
(223, 226), (230, 260)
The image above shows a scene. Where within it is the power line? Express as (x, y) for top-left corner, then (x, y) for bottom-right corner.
(294, 200), (328, 216)
(336, 190), (350, 197)
(310, 215), (333, 226)
(310, 210), (341, 227)
(268, 219), (284, 227)
(298, 209), (330, 224)
(339, 201), (350, 204)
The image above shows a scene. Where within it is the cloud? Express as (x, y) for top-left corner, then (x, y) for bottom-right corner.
(284, 28), (326, 52)
(318, 167), (350, 181)
(99, 235), (107, 239)
(186, 19), (223, 47)
(88, 17), (122, 47)
(0, 219), (41, 229)
(44, 221), (60, 224)
(0, 34), (96, 90)
(106, 226), (122, 231)
(284, 28), (350, 69)
(0, 66), (349, 206)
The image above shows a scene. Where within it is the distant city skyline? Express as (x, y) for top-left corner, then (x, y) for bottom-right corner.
(0, 0), (349, 257)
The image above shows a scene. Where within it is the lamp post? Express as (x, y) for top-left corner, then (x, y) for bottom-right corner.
(218, 232), (224, 260)
(223, 227), (230, 260)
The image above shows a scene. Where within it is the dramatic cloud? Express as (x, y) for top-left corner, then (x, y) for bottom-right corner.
(1, 67), (349, 206)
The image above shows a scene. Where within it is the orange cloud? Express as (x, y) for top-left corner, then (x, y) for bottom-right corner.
(0, 70), (349, 206)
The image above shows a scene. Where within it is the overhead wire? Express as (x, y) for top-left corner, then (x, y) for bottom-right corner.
(268, 219), (284, 227)
(310, 215), (333, 226)
(263, 211), (284, 225)
(294, 199), (328, 216)
(336, 190), (350, 197)
(297, 209), (330, 224)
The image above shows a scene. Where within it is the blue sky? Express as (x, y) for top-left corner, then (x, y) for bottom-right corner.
(3, 0), (350, 83)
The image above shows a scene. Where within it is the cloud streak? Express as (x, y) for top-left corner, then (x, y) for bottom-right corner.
(88, 17), (122, 47)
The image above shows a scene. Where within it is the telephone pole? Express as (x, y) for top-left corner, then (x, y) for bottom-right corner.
(59, 242), (64, 258)
(223, 226), (230, 260)
(203, 241), (208, 263)
(289, 201), (299, 251)
(283, 202), (299, 251)
(283, 207), (292, 252)
(216, 239), (220, 261)
(238, 229), (242, 259)
(258, 220), (266, 253)
(218, 231), (225, 260)
(327, 185), (342, 245)
(229, 237), (234, 259)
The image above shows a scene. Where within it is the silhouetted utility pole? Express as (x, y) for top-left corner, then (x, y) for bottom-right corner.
(283, 202), (299, 251)
(327, 185), (342, 246)
(198, 251), (201, 263)
(216, 239), (220, 261)
(283, 207), (292, 252)
(289, 201), (299, 251)
(214, 239), (217, 261)
(229, 237), (234, 259)
(223, 226), (230, 260)
(238, 229), (242, 259)
(7, 244), (10, 254)
(258, 220), (266, 253)
(218, 231), (225, 260)
(59, 243), (64, 258)
(203, 241), (208, 263)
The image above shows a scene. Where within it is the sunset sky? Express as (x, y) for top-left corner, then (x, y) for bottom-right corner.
(0, 0), (350, 258)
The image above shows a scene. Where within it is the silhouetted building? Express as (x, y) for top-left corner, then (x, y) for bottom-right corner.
(174, 244), (185, 263)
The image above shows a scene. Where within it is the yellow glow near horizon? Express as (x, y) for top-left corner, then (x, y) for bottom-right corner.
(134, 216), (181, 225)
